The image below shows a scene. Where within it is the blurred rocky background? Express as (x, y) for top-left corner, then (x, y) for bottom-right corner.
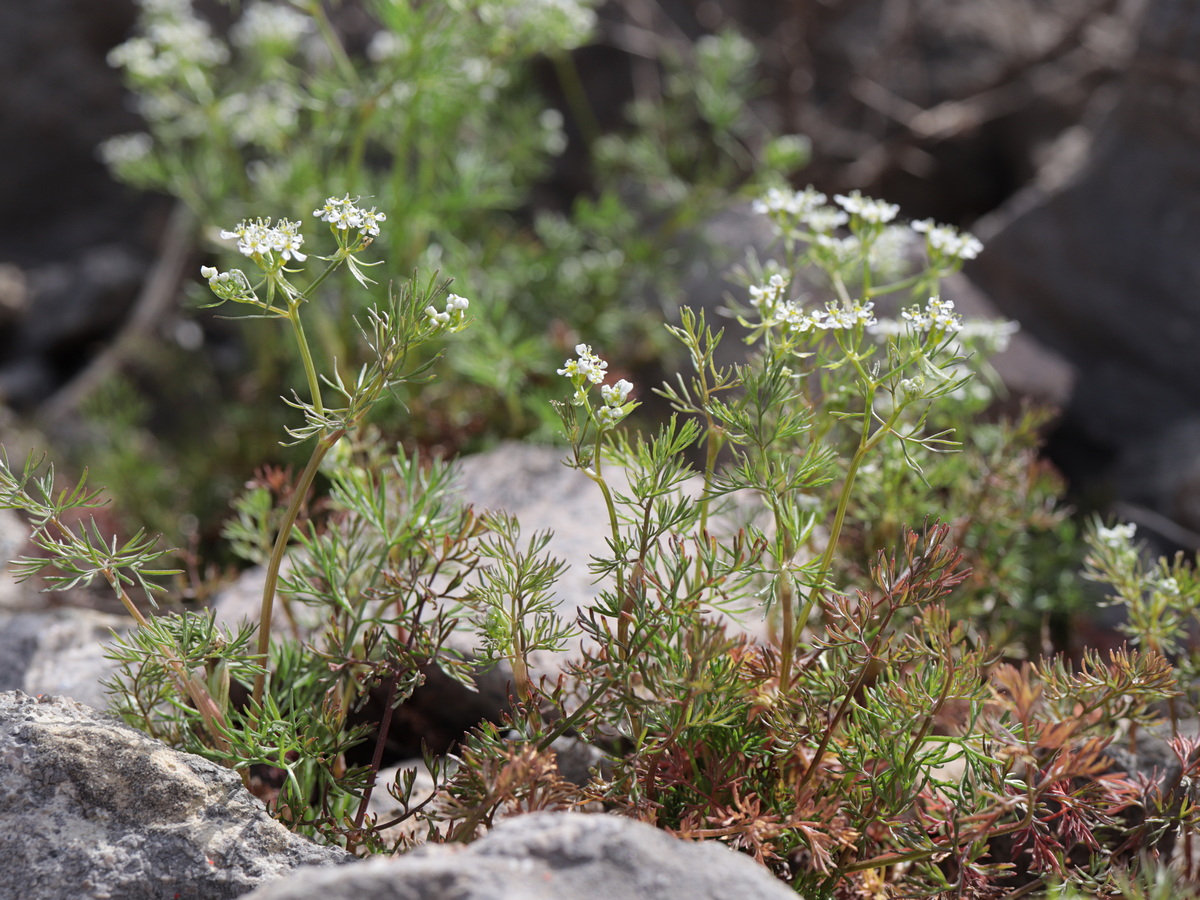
(3, 0), (1198, 545)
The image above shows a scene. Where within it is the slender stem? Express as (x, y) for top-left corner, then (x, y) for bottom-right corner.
(776, 521), (797, 689)
(251, 430), (344, 709)
(794, 395), (901, 642)
(288, 301), (324, 416)
(350, 670), (400, 844)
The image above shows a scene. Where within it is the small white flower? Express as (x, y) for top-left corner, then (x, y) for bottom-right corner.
(600, 379), (633, 407)
(902, 297), (963, 333)
(97, 132), (154, 168)
(594, 405), (622, 428)
(749, 273), (789, 311)
(833, 190), (899, 224)
(752, 185), (827, 219)
(558, 343), (608, 386)
(801, 205), (849, 233)
(230, 1), (313, 52)
(821, 300), (877, 330)
(813, 233), (862, 266)
(358, 207), (386, 237)
(1096, 522), (1137, 549)
(271, 219), (306, 261)
(912, 219), (983, 261)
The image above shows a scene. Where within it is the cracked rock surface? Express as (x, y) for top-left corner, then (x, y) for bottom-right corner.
(0, 691), (351, 900)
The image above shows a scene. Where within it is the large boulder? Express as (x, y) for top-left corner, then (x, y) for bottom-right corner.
(968, 0), (1200, 536)
(0, 608), (129, 710)
(240, 810), (799, 900)
(0, 691), (352, 900)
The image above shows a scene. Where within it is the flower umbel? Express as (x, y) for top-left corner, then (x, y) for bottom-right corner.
(424, 292), (471, 333)
(901, 297), (964, 333)
(912, 219), (983, 262)
(313, 195), (388, 246)
(219, 217), (306, 263)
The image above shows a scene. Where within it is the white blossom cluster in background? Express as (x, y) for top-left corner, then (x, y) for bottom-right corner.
(470, 0), (598, 51)
(229, 0), (314, 54)
(911, 218), (984, 261)
(107, 0), (228, 83)
(752, 185), (983, 264)
(752, 185), (829, 223)
(832, 190), (900, 225)
(1096, 522), (1137, 550)
(218, 84), (303, 149)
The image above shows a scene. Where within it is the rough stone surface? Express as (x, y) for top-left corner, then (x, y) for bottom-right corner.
(0, 691), (352, 900)
(0, 608), (129, 710)
(240, 811), (798, 900)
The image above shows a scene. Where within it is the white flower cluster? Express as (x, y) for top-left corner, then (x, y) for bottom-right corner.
(748, 273), (789, 315)
(557, 343), (609, 385)
(313, 196), (387, 237)
(1096, 522), (1137, 549)
(219, 85), (302, 148)
(912, 219), (983, 261)
(425, 293), (470, 329)
(776, 300), (877, 333)
(478, 0), (598, 51)
(833, 190), (899, 224)
(813, 233), (862, 266)
(199, 265), (254, 301)
(97, 132), (154, 169)
(803, 205), (850, 233)
(596, 378), (634, 428)
(109, 0), (229, 81)
(230, 1), (314, 52)
(752, 186), (827, 219)
(901, 297), (963, 333)
(219, 218), (307, 262)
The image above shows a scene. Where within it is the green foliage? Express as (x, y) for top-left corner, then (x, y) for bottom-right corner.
(8, 2), (1200, 896)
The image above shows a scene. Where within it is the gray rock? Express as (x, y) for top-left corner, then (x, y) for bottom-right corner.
(967, 0), (1200, 528)
(0, 691), (352, 900)
(240, 810), (798, 900)
(0, 506), (28, 609)
(0, 607), (129, 710)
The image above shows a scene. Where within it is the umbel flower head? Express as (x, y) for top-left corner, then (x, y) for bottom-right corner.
(425, 293), (470, 333)
(313, 195), (387, 237)
(911, 219), (983, 261)
(557, 344), (635, 428)
(220, 217), (306, 262)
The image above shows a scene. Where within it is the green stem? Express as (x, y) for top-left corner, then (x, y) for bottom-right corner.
(583, 427), (627, 648)
(251, 430), (344, 709)
(793, 395), (899, 648)
(776, 519), (798, 689)
(288, 301), (324, 416)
